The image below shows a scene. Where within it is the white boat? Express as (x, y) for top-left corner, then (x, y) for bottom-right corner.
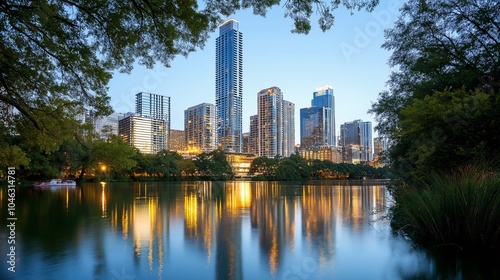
(34, 179), (76, 187)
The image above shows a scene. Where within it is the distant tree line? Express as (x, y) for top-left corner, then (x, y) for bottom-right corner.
(249, 154), (387, 181)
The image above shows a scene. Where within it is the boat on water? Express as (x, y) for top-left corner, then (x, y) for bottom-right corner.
(34, 179), (76, 187)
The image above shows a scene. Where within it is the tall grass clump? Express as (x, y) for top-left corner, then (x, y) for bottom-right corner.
(391, 165), (500, 252)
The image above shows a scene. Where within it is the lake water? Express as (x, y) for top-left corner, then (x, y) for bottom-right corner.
(0, 180), (497, 279)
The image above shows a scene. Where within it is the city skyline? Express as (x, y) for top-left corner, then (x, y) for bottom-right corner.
(107, 2), (404, 141)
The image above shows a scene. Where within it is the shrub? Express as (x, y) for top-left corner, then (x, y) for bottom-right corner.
(391, 165), (500, 252)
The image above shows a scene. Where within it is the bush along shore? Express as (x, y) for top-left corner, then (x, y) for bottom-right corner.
(390, 165), (500, 253)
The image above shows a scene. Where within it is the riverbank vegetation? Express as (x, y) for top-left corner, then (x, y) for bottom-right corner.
(391, 166), (500, 252)
(371, 0), (499, 252)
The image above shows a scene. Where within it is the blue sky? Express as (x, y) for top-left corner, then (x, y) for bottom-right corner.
(107, 0), (404, 141)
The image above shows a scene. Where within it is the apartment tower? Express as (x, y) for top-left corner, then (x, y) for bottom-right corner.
(215, 19), (243, 153)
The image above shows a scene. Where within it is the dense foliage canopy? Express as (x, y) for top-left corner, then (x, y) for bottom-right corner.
(370, 0), (500, 181)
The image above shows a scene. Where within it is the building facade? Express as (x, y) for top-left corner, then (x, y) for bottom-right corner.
(311, 85), (336, 146)
(360, 121), (373, 161)
(249, 115), (258, 156)
(134, 92), (171, 149)
(282, 100), (295, 157)
(257, 87), (283, 157)
(300, 107), (331, 149)
(216, 19), (243, 153)
(118, 113), (168, 154)
(184, 103), (217, 153)
(170, 129), (186, 152)
(118, 92), (171, 154)
(300, 146), (342, 163)
(340, 119), (373, 163)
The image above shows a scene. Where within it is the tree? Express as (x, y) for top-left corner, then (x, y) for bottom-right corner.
(370, 0), (500, 180)
(195, 150), (233, 180)
(249, 157), (278, 179)
(152, 150), (181, 179)
(92, 135), (137, 176)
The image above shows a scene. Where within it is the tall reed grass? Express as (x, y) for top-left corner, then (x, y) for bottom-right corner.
(391, 165), (500, 252)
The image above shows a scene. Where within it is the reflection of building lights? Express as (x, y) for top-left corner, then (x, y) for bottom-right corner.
(225, 183), (252, 213)
(65, 187), (69, 212)
(133, 201), (151, 253)
(101, 182), (107, 218)
(122, 208), (129, 239)
(184, 193), (198, 236)
(270, 235), (279, 276)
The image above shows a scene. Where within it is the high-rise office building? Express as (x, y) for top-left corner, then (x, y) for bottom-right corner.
(257, 87), (283, 157)
(300, 107), (331, 149)
(184, 103), (217, 153)
(283, 100), (295, 157)
(340, 119), (373, 162)
(311, 85), (336, 146)
(216, 19), (243, 153)
(249, 115), (258, 156)
(119, 92), (170, 154)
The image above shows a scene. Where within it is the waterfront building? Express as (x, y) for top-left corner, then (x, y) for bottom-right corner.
(282, 100), (295, 157)
(311, 85), (336, 146)
(300, 107), (331, 149)
(184, 103), (217, 153)
(249, 115), (258, 156)
(170, 129), (186, 152)
(134, 92), (171, 149)
(118, 113), (168, 154)
(340, 120), (373, 162)
(225, 152), (257, 178)
(118, 92), (170, 154)
(216, 18), (243, 153)
(257, 87), (283, 157)
(300, 146), (342, 163)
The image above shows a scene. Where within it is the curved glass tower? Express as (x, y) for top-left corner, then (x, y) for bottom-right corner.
(216, 19), (243, 153)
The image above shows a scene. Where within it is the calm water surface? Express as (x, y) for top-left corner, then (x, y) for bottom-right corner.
(0, 181), (497, 279)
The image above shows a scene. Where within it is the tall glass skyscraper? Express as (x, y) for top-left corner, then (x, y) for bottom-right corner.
(311, 85), (336, 146)
(216, 19), (243, 153)
(300, 107), (331, 149)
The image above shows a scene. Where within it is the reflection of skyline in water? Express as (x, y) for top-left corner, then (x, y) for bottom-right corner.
(0, 181), (386, 279)
(1, 181), (497, 280)
(95, 181), (388, 279)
